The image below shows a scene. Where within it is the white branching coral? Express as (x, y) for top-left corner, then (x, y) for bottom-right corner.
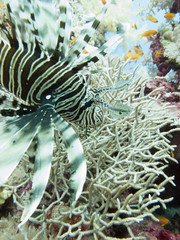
(77, 0), (133, 29)
(1, 55), (179, 239)
(162, 24), (180, 64)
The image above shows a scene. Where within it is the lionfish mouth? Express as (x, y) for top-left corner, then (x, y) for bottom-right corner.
(0, 0), (131, 226)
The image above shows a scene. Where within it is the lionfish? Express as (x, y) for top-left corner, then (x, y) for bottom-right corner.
(0, 0), (131, 226)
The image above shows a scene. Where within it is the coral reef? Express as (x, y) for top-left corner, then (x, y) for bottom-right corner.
(150, 23), (180, 83)
(78, 0), (133, 31)
(145, 78), (180, 110)
(149, 0), (175, 10)
(150, 35), (170, 77)
(0, 55), (179, 239)
(130, 218), (180, 240)
(163, 25), (180, 65)
(170, 0), (180, 13)
(0, 187), (12, 205)
(0, 0), (180, 239)
(0, 216), (43, 240)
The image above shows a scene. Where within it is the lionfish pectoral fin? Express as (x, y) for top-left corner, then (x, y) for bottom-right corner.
(108, 102), (131, 119)
(52, 111), (87, 203)
(0, 110), (44, 185)
(19, 108), (54, 227)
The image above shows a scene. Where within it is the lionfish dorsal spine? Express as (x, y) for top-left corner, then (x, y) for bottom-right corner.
(54, 0), (72, 59)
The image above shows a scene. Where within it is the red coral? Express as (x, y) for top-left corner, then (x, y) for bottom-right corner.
(176, 234), (180, 240)
(145, 78), (179, 102)
(159, 230), (176, 240)
(150, 35), (171, 76)
(170, 0), (180, 14)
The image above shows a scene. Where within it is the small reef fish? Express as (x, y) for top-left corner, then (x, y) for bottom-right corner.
(82, 49), (88, 54)
(157, 217), (170, 226)
(134, 47), (143, 56)
(70, 37), (77, 44)
(141, 30), (158, 39)
(131, 23), (137, 29)
(0, 3), (5, 7)
(171, 150), (174, 158)
(146, 16), (158, 23)
(124, 53), (141, 61)
(164, 13), (176, 19)
(154, 48), (164, 58)
(101, 0), (107, 4)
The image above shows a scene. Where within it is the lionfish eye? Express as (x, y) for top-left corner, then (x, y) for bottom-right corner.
(84, 100), (92, 108)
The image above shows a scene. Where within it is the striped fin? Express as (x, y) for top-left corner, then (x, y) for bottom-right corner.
(8, 0), (72, 57)
(0, 108), (44, 185)
(19, 106), (54, 227)
(30, 0), (59, 55)
(73, 34), (123, 69)
(8, 0), (46, 54)
(53, 111), (87, 203)
(54, 0), (72, 59)
(7, 0), (35, 46)
(66, 2), (109, 64)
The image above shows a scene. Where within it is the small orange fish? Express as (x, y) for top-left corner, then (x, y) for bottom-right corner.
(134, 48), (143, 56)
(70, 37), (77, 44)
(110, 21), (113, 29)
(0, 3), (5, 7)
(128, 49), (131, 52)
(164, 13), (176, 19)
(146, 16), (158, 23)
(101, 0), (107, 4)
(141, 18), (145, 21)
(154, 48), (164, 58)
(171, 150), (174, 158)
(124, 53), (141, 61)
(157, 217), (170, 226)
(82, 49), (88, 54)
(141, 30), (158, 39)
(131, 23), (137, 29)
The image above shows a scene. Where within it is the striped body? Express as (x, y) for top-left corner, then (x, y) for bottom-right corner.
(0, 33), (104, 126)
(0, 40), (90, 123)
(0, 0), (114, 126)
(0, 0), (125, 227)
